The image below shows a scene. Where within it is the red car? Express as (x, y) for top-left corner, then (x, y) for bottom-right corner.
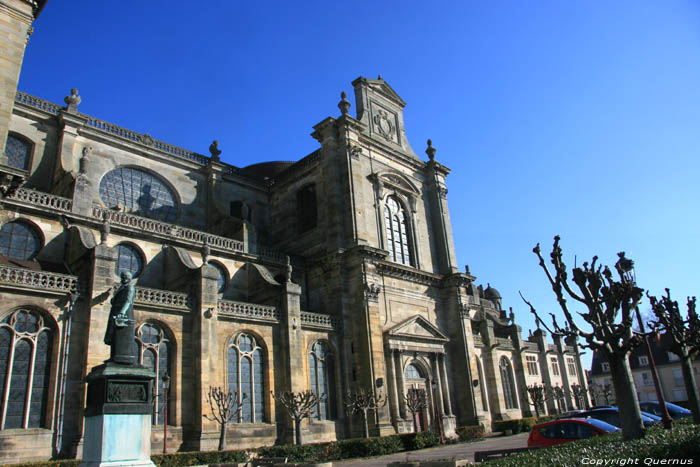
(527, 418), (620, 448)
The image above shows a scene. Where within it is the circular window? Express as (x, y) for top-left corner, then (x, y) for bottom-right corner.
(0, 220), (42, 260)
(99, 167), (178, 222)
(208, 261), (227, 293)
(115, 243), (143, 278)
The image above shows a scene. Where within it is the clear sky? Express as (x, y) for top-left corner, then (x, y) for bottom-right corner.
(19, 1), (700, 370)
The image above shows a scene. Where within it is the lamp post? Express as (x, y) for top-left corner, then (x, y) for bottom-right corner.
(616, 253), (673, 429)
(162, 373), (170, 454)
(431, 381), (444, 443)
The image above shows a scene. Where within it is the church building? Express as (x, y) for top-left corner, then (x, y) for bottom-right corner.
(0, 1), (588, 463)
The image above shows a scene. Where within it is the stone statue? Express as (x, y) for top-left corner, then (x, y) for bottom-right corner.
(209, 140), (222, 162)
(64, 88), (81, 113)
(104, 271), (137, 365)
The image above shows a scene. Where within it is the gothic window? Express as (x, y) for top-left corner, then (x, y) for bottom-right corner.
(500, 357), (518, 410)
(0, 221), (42, 261)
(208, 261), (227, 293)
(115, 243), (143, 278)
(136, 323), (170, 425)
(384, 196), (412, 266)
(297, 185), (317, 233)
(99, 167), (178, 222)
(309, 341), (336, 420)
(0, 309), (52, 429)
(228, 333), (265, 423)
(4, 134), (32, 171)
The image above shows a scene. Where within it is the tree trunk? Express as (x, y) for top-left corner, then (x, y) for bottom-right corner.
(680, 355), (700, 424)
(362, 409), (369, 439)
(412, 412), (417, 433)
(609, 354), (645, 440)
(295, 417), (303, 446)
(218, 422), (226, 451)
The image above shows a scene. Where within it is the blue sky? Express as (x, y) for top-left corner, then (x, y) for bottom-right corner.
(20, 1), (700, 369)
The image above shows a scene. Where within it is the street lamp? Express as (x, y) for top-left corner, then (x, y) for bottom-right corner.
(431, 381), (444, 443)
(162, 373), (170, 454)
(615, 252), (673, 429)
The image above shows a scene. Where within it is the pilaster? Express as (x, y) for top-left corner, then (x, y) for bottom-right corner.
(425, 158), (458, 274)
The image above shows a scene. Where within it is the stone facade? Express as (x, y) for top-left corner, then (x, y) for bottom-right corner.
(0, 4), (588, 463)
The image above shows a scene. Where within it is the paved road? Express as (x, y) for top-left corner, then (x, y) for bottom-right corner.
(334, 433), (530, 466)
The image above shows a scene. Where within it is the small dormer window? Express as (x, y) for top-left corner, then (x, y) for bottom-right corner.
(384, 196), (412, 266)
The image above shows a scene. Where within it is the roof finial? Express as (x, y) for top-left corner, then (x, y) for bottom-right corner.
(426, 139), (436, 161)
(64, 88), (81, 113)
(338, 91), (351, 116)
(209, 140), (221, 162)
(377, 74), (383, 80)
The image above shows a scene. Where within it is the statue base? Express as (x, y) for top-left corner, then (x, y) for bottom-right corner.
(80, 362), (156, 467)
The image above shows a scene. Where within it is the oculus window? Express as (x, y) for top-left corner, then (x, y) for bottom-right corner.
(0, 221), (41, 261)
(99, 167), (178, 222)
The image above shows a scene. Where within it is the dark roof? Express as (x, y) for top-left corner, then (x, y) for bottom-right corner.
(242, 161), (294, 179)
(484, 284), (501, 300)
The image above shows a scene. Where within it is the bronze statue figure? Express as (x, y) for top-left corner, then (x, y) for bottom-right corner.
(105, 271), (137, 365)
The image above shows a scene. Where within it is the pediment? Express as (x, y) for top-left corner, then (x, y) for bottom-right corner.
(386, 315), (448, 343)
(352, 77), (406, 107)
(378, 170), (420, 195)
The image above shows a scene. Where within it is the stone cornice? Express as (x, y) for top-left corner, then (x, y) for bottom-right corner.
(358, 133), (427, 172)
(375, 261), (442, 286)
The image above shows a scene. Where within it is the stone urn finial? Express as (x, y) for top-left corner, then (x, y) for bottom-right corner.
(338, 91), (351, 116)
(64, 88), (81, 113)
(209, 140), (221, 162)
(426, 139), (436, 161)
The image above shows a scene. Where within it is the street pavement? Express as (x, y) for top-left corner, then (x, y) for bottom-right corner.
(334, 432), (530, 466)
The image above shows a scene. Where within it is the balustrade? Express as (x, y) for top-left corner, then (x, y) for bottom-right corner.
(0, 265), (78, 293)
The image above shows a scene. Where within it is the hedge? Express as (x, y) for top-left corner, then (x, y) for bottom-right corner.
(151, 449), (248, 466)
(484, 419), (700, 466)
(456, 424), (484, 441)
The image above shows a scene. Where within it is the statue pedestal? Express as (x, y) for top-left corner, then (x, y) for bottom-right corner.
(80, 362), (156, 467)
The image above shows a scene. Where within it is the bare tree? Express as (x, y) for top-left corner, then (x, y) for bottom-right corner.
(547, 384), (567, 414)
(521, 237), (645, 440)
(344, 388), (387, 438)
(203, 386), (247, 451)
(648, 289), (700, 423)
(570, 383), (587, 409)
(402, 389), (428, 433)
(592, 383), (615, 405)
(273, 390), (323, 446)
(526, 383), (547, 418)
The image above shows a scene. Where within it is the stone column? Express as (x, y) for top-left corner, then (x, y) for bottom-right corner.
(386, 348), (401, 423)
(394, 351), (407, 419)
(439, 354), (453, 415)
(431, 354), (445, 416)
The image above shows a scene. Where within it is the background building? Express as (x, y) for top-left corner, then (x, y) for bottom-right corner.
(0, 1), (587, 463)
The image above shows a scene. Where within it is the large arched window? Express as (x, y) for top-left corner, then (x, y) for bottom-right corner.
(115, 243), (143, 278)
(4, 134), (32, 171)
(309, 341), (336, 420)
(384, 196), (412, 266)
(0, 309), (52, 429)
(136, 323), (171, 425)
(0, 221), (42, 261)
(499, 356), (518, 410)
(99, 167), (179, 222)
(404, 363), (422, 380)
(228, 333), (265, 423)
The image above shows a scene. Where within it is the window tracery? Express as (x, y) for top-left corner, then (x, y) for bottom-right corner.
(136, 323), (170, 425)
(384, 196), (412, 266)
(228, 333), (265, 423)
(0, 221), (42, 261)
(99, 167), (178, 222)
(309, 341), (336, 420)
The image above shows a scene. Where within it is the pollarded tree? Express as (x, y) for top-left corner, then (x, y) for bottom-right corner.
(648, 289), (700, 423)
(592, 382), (615, 405)
(522, 237), (645, 440)
(571, 383), (587, 409)
(527, 383), (547, 418)
(203, 386), (247, 451)
(344, 388), (387, 438)
(273, 390), (323, 446)
(402, 389), (428, 433)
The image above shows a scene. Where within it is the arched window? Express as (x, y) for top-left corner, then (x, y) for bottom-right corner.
(208, 261), (227, 293)
(228, 333), (265, 423)
(4, 134), (32, 171)
(0, 309), (52, 429)
(384, 196), (412, 266)
(499, 357), (518, 410)
(115, 243), (143, 278)
(309, 341), (336, 420)
(404, 363), (422, 380)
(99, 167), (179, 222)
(0, 221), (42, 261)
(297, 185), (317, 233)
(136, 323), (170, 425)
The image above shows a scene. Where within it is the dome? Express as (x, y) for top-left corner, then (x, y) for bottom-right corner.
(484, 284), (501, 301)
(243, 161), (294, 179)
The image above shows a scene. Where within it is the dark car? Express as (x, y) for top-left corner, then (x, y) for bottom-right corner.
(639, 401), (692, 419)
(578, 407), (659, 427)
(528, 418), (620, 448)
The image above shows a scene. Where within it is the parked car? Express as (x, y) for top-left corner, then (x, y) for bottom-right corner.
(577, 407), (660, 427)
(528, 418), (620, 448)
(639, 401), (692, 419)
